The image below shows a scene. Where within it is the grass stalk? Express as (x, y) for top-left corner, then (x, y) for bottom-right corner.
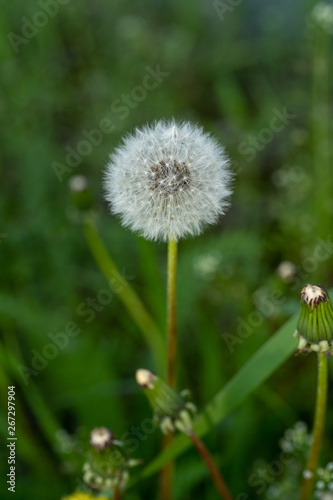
(82, 214), (165, 373)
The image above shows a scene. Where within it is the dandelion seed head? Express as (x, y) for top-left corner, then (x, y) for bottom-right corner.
(104, 120), (232, 241)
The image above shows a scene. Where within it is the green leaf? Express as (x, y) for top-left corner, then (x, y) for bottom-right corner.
(136, 313), (298, 481)
(82, 214), (166, 374)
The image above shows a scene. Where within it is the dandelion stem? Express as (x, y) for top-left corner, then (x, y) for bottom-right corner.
(159, 239), (178, 500)
(159, 434), (174, 500)
(166, 239), (178, 388)
(189, 431), (234, 500)
(82, 213), (165, 373)
(300, 352), (328, 500)
(114, 485), (121, 500)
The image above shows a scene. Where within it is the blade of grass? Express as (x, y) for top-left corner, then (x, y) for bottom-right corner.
(82, 213), (165, 373)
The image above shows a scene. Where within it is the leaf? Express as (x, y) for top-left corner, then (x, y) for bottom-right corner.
(136, 313), (298, 481)
(82, 214), (166, 374)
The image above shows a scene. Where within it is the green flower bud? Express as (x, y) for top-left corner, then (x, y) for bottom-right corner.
(295, 285), (333, 354)
(135, 369), (197, 435)
(83, 427), (139, 492)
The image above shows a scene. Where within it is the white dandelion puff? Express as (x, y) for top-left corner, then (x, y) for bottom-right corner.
(104, 120), (232, 242)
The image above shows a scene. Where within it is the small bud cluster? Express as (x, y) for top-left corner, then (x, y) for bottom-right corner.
(136, 369), (196, 435)
(295, 285), (333, 354)
(314, 462), (333, 498)
(83, 460), (129, 491)
(279, 421), (310, 455)
(250, 423), (310, 500)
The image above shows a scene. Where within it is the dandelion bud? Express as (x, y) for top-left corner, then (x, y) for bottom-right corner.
(294, 285), (333, 354)
(69, 175), (93, 211)
(135, 369), (196, 435)
(89, 427), (114, 450)
(83, 427), (139, 492)
(104, 120), (232, 242)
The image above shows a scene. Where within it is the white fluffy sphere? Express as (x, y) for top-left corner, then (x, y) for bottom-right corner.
(104, 120), (232, 242)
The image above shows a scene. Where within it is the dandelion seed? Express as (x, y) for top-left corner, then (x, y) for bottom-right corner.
(104, 120), (232, 242)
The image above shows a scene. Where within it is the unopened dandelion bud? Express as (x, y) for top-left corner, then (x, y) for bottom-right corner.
(83, 427), (139, 492)
(136, 369), (196, 435)
(90, 427), (114, 450)
(69, 175), (94, 211)
(295, 285), (333, 354)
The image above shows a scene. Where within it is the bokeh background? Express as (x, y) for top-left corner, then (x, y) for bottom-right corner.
(1, 0), (333, 499)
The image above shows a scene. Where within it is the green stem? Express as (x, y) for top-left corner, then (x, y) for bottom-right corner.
(189, 431), (234, 500)
(159, 434), (174, 500)
(82, 214), (165, 373)
(166, 239), (178, 388)
(300, 352), (328, 500)
(159, 240), (178, 500)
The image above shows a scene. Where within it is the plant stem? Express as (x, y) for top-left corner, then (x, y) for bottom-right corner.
(189, 431), (234, 500)
(300, 352), (328, 500)
(159, 240), (178, 500)
(159, 434), (174, 500)
(114, 485), (121, 500)
(166, 239), (178, 388)
(82, 213), (165, 373)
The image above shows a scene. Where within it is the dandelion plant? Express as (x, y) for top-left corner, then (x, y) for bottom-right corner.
(104, 119), (232, 499)
(294, 284), (333, 500)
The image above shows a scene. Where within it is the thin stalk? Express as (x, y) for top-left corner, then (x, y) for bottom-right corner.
(82, 214), (165, 373)
(300, 352), (328, 500)
(189, 431), (234, 500)
(159, 434), (174, 500)
(166, 239), (178, 388)
(159, 239), (178, 500)
(114, 485), (121, 500)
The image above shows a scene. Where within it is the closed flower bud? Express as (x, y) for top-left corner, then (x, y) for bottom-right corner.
(83, 427), (139, 492)
(135, 369), (196, 435)
(294, 284), (333, 354)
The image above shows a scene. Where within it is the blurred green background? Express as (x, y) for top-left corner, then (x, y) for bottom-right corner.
(1, 0), (333, 499)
